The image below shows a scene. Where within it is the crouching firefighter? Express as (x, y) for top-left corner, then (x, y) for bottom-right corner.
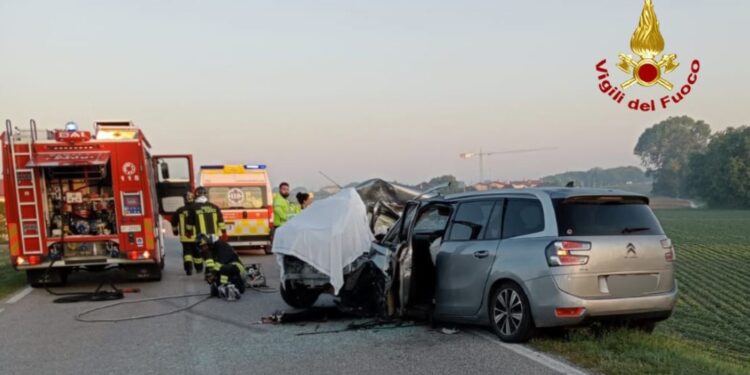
(197, 234), (246, 301)
(171, 191), (203, 275)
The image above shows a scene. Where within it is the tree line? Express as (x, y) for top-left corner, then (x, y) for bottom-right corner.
(634, 115), (750, 208)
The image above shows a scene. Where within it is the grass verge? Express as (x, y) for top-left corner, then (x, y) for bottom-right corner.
(0, 244), (26, 300)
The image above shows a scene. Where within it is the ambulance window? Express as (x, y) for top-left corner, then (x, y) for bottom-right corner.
(207, 186), (267, 209)
(158, 158), (190, 182)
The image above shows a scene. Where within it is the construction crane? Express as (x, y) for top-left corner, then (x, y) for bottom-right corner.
(459, 147), (556, 183)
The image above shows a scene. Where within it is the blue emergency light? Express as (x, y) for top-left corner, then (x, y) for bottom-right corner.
(65, 121), (79, 132)
(244, 164), (267, 169)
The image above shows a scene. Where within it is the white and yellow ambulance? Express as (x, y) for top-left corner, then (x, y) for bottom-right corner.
(199, 164), (273, 253)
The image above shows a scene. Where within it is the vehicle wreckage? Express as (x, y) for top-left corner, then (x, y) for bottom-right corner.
(273, 179), (436, 318)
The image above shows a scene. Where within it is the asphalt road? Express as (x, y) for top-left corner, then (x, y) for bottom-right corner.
(0, 238), (584, 375)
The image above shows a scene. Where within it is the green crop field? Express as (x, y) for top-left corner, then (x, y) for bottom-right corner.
(533, 209), (750, 375)
(0, 244), (26, 301)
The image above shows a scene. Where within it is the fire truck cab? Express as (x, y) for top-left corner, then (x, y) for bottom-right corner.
(199, 164), (273, 254)
(2, 119), (195, 286)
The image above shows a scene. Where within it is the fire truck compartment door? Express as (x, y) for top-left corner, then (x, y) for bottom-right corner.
(154, 154), (195, 215)
(26, 151), (110, 167)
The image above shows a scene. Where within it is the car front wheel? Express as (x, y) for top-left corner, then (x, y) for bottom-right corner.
(280, 281), (320, 309)
(489, 283), (534, 342)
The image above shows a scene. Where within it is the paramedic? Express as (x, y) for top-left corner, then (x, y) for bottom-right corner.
(273, 182), (293, 227)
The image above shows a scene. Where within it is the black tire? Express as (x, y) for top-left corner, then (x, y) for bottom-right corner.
(489, 283), (535, 343)
(279, 282), (320, 309)
(27, 269), (67, 288)
(126, 264), (162, 282)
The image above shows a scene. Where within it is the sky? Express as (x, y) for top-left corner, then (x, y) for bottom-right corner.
(1, 0), (748, 189)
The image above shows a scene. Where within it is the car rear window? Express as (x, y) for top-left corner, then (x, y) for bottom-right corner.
(553, 196), (664, 236)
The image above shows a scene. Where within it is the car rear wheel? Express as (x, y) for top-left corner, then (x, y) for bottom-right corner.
(489, 283), (534, 342)
(280, 281), (320, 309)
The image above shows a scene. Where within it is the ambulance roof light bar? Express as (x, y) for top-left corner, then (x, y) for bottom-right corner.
(244, 164), (266, 169)
(200, 164), (267, 170)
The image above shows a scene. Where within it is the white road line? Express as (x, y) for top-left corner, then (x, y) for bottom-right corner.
(5, 286), (33, 304)
(471, 330), (588, 375)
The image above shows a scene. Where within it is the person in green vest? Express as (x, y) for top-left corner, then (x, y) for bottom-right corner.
(273, 182), (292, 227)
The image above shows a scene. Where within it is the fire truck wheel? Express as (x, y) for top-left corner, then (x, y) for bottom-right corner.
(125, 264), (162, 282)
(26, 269), (68, 288)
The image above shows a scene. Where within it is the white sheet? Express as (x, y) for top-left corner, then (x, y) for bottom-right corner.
(273, 188), (375, 294)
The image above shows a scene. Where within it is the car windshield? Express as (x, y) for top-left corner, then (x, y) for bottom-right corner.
(553, 196), (664, 236)
(207, 186), (266, 209)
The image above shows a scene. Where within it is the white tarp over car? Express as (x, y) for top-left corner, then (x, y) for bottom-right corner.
(273, 188), (375, 294)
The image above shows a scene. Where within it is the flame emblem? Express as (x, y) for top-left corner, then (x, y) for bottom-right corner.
(617, 0), (678, 90)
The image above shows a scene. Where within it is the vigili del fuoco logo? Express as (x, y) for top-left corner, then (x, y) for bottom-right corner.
(596, 0), (700, 112)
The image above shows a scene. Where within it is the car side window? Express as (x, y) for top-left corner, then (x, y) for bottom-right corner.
(484, 199), (505, 240)
(502, 198), (545, 239)
(413, 205), (451, 234)
(447, 200), (496, 241)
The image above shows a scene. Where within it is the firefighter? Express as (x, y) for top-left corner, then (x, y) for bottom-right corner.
(197, 234), (246, 301)
(170, 191), (203, 275)
(273, 182), (292, 227)
(192, 186), (227, 240)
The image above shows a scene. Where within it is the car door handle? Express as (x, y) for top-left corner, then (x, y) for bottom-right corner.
(473, 250), (489, 259)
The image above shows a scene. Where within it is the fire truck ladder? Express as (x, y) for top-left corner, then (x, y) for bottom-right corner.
(5, 119), (44, 254)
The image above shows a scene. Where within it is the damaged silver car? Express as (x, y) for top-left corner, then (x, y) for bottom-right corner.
(276, 186), (677, 343)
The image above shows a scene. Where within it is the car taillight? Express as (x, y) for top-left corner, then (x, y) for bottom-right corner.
(15, 256), (25, 266)
(662, 238), (675, 262)
(546, 240), (591, 266)
(555, 307), (586, 318)
(128, 251), (139, 260)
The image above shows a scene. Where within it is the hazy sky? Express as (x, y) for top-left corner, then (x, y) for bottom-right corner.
(1, 0), (748, 189)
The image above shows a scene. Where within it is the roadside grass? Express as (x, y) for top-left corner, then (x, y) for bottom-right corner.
(0, 244), (26, 300)
(531, 209), (750, 375)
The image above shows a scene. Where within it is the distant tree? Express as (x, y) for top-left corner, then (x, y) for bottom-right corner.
(686, 126), (750, 208)
(540, 166), (650, 188)
(634, 116), (711, 197)
(416, 175), (465, 194)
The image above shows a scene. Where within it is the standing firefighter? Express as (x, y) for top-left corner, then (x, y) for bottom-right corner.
(197, 234), (246, 301)
(171, 191), (203, 275)
(193, 186), (227, 240)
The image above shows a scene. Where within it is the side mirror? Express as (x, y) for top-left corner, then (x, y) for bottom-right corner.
(160, 162), (170, 180)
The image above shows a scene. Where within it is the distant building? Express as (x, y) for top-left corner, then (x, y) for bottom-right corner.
(470, 179), (542, 191)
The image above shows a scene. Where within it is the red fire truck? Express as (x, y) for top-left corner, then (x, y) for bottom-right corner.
(2, 119), (194, 286)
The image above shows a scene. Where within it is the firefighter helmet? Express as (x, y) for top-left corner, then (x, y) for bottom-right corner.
(195, 186), (208, 197)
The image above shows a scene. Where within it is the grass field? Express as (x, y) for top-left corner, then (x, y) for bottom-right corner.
(0, 244), (26, 301)
(533, 209), (750, 375)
